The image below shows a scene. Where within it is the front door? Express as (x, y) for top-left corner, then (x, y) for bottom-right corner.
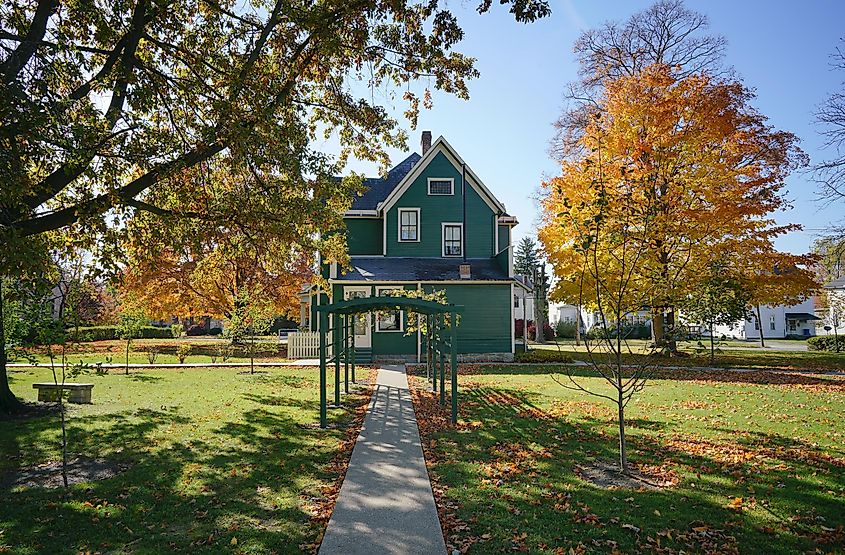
(344, 287), (371, 348)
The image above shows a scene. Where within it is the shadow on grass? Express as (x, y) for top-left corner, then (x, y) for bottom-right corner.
(0, 390), (367, 554)
(129, 373), (164, 383)
(420, 380), (845, 555)
(471, 363), (845, 388)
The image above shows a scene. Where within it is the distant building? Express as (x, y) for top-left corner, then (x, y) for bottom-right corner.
(712, 297), (820, 339)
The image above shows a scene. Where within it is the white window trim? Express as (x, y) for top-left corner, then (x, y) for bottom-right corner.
(441, 222), (463, 257)
(375, 286), (404, 333)
(397, 207), (420, 243)
(427, 177), (454, 196)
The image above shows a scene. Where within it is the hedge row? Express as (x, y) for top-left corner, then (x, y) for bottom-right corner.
(141, 342), (286, 358)
(68, 326), (174, 341)
(807, 335), (845, 352)
(514, 349), (573, 363)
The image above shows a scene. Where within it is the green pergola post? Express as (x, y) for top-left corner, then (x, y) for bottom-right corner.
(333, 313), (340, 407)
(351, 315), (356, 383)
(432, 317), (438, 394)
(451, 310), (458, 424)
(439, 334), (446, 407)
(319, 311), (327, 429)
(343, 314), (349, 394)
(426, 314), (433, 380)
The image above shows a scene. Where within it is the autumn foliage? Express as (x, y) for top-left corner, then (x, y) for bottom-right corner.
(540, 64), (818, 333)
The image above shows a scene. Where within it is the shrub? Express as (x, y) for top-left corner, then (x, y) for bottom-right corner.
(514, 319), (530, 339)
(807, 335), (845, 352)
(208, 327), (223, 336)
(186, 324), (206, 336)
(527, 322), (555, 341)
(140, 326), (173, 339)
(176, 344), (192, 364)
(171, 323), (184, 338)
(554, 320), (577, 338)
(146, 347), (159, 364)
(67, 326), (117, 341)
(515, 349), (573, 363)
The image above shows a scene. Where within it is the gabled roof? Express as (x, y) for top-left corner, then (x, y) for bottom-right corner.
(336, 257), (510, 282)
(379, 136), (506, 214)
(350, 153), (421, 211)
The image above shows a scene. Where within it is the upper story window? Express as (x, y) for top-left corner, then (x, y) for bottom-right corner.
(442, 223), (463, 257)
(428, 178), (454, 195)
(398, 208), (419, 242)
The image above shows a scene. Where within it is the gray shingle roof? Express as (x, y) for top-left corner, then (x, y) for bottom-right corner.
(351, 153), (421, 210)
(338, 257), (510, 282)
(824, 276), (845, 289)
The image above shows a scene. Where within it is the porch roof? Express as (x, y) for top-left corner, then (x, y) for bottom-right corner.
(337, 257), (510, 282)
(785, 312), (821, 321)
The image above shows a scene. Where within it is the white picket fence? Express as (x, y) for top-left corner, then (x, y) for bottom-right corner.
(288, 331), (332, 359)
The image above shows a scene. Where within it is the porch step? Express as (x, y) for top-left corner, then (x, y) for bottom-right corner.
(354, 348), (373, 363)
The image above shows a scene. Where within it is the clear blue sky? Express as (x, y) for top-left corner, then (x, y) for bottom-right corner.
(336, 0), (845, 255)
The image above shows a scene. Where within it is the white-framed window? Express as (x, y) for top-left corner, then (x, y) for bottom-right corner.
(442, 222), (463, 257)
(788, 320), (797, 332)
(376, 286), (403, 332)
(427, 178), (454, 195)
(769, 315), (776, 331)
(398, 208), (419, 242)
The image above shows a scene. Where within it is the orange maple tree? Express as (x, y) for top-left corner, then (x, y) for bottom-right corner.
(119, 159), (345, 320)
(540, 64), (817, 347)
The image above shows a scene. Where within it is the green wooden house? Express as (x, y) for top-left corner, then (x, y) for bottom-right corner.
(304, 132), (526, 362)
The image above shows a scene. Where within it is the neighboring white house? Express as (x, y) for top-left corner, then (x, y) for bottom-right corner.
(822, 277), (845, 336)
(513, 274), (536, 325)
(712, 297), (820, 339)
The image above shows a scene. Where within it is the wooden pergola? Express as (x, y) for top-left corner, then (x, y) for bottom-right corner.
(315, 296), (463, 428)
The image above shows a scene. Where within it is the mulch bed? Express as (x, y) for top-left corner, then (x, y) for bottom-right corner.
(2, 457), (130, 489)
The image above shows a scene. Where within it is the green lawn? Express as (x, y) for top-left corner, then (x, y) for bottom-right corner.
(410, 365), (845, 554)
(1, 366), (370, 554)
(530, 340), (845, 372)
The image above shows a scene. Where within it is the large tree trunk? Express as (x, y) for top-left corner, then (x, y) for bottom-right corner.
(0, 282), (26, 414)
(665, 305), (678, 352)
(755, 305), (766, 348)
(574, 305), (581, 347)
(651, 306), (664, 344)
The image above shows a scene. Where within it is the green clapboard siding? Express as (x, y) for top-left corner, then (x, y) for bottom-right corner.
(497, 225), (510, 252)
(425, 283), (512, 354)
(345, 218), (382, 255)
(385, 151), (495, 258)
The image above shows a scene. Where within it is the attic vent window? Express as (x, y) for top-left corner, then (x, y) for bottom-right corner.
(428, 178), (454, 195)
(459, 264), (471, 279)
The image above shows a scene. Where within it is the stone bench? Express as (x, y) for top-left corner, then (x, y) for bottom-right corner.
(32, 383), (94, 404)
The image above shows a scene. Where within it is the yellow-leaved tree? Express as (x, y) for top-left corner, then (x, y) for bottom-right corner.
(541, 64), (814, 351)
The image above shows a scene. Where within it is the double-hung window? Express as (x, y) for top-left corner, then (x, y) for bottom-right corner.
(442, 223), (463, 257)
(398, 208), (419, 242)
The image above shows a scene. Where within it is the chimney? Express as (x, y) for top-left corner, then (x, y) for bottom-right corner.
(421, 130), (432, 156)
(459, 264), (471, 280)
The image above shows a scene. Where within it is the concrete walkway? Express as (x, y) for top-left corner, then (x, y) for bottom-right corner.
(320, 364), (446, 555)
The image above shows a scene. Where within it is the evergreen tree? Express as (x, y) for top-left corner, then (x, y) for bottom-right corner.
(514, 237), (540, 277)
